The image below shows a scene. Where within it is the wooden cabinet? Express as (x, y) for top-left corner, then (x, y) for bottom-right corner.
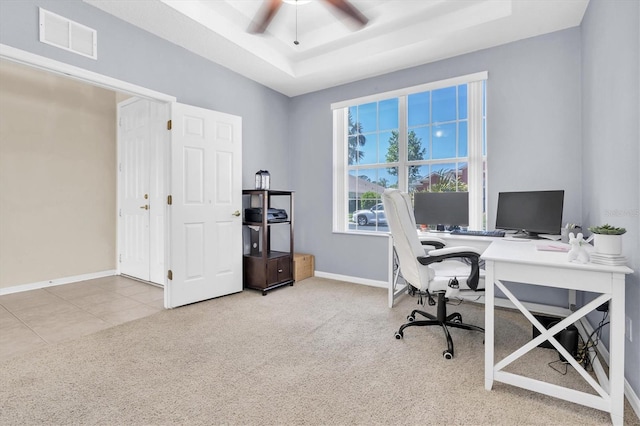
(242, 190), (294, 295)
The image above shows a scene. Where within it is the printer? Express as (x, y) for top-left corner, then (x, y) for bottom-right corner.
(245, 208), (288, 223)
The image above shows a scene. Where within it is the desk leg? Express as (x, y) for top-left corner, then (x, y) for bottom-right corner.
(609, 274), (626, 425)
(484, 259), (495, 390)
(388, 235), (394, 308)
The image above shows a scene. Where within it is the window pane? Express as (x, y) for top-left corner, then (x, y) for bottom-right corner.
(458, 162), (469, 188)
(378, 131), (394, 163)
(350, 168), (397, 195)
(409, 165), (429, 193)
(429, 163), (459, 192)
(432, 87), (456, 123)
(410, 127), (430, 160)
(483, 80), (486, 116)
(358, 102), (377, 132)
(379, 98), (398, 130)
(483, 117), (486, 156)
(407, 129), (428, 161)
(380, 167), (398, 190)
(458, 84), (467, 119)
(408, 91), (430, 127)
(348, 106), (357, 135)
(458, 121), (468, 157)
(348, 132), (367, 165)
(432, 123), (456, 159)
(349, 168), (397, 231)
(357, 132), (377, 165)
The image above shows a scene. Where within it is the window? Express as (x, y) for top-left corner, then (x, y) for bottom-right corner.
(332, 72), (487, 233)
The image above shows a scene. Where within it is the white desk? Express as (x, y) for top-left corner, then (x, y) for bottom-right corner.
(482, 240), (633, 425)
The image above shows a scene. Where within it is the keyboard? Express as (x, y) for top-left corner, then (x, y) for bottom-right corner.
(450, 229), (505, 237)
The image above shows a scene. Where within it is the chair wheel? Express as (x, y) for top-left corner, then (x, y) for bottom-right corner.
(395, 332), (403, 339)
(443, 350), (453, 359)
(452, 318), (462, 324)
(407, 315), (415, 322)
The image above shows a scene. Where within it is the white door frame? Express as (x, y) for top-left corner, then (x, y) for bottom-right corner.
(0, 44), (176, 103)
(0, 43), (176, 286)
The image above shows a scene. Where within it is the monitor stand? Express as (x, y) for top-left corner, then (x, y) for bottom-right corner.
(513, 230), (541, 239)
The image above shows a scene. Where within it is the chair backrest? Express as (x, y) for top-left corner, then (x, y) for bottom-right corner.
(382, 189), (434, 290)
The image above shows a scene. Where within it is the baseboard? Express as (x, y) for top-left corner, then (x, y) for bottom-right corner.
(314, 271), (388, 289)
(0, 270), (117, 295)
(578, 317), (640, 421)
(472, 295), (572, 318)
(625, 378), (640, 421)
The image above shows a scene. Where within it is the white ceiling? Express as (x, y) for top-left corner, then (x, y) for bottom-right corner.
(84, 0), (589, 97)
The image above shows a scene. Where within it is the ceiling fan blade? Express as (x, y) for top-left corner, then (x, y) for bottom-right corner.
(248, 0), (283, 34)
(323, 0), (369, 27)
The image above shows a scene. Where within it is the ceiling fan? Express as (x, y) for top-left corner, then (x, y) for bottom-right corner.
(248, 0), (369, 34)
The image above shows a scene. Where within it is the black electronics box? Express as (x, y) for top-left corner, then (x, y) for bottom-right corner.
(532, 314), (579, 361)
(245, 208), (288, 223)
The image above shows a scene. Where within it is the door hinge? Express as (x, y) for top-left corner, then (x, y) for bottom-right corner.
(119, 254), (122, 263)
(167, 195), (172, 205)
(167, 120), (172, 130)
(119, 209), (122, 217)
(168, 270), (173, 280)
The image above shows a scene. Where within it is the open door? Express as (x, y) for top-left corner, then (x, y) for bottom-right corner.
(165, 103), (243, 308)
(118, 98), (168, 285)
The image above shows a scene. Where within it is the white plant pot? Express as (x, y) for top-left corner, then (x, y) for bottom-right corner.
(593, 234), (623, 255)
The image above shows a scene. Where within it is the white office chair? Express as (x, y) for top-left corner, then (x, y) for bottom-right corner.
(382, 188), (484, 359)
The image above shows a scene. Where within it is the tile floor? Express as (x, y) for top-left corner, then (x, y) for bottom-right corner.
(0, 275), (163, 361)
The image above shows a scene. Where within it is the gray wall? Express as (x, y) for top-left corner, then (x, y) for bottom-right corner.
(290, 28), (583, 290)
(0, 0), (292, 191)
(581, 0), (640, 398)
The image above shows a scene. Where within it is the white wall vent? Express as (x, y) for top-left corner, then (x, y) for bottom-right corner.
(39, 8), (97, 60)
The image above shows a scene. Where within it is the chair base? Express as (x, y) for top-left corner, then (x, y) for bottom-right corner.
(394, 293), (484, 359)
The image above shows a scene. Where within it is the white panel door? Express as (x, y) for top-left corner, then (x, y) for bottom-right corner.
(148, 101), (169, 284)
(118, 99), (167, 285)
(119, 99), (151, 280)
(166, 103), (242, 308)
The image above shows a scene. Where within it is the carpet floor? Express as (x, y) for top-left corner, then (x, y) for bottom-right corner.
(1, 277), (638, 425)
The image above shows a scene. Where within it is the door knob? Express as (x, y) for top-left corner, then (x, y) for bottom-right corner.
(232, 210), (241, 217)
(140, 205), (149, 210)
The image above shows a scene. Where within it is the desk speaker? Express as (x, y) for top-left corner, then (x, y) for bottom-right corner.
(532, 314), (578, 362)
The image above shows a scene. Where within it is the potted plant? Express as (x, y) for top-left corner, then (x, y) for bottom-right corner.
(588, 224), (627, 255)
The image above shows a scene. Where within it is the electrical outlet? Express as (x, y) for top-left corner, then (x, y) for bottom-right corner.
(626, 316), (633, 342)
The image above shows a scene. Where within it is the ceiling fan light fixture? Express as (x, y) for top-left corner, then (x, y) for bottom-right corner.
(249, 0), (367, 34)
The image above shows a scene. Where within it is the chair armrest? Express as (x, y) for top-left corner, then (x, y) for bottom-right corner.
(420, 237), (446, 249)
(426, 246), (481, 258)
(417, 246), (482, 290)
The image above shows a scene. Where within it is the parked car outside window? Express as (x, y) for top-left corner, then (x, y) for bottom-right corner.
(352, 203), (386, 226)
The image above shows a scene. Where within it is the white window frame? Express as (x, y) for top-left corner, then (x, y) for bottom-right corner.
(332, 72), (488, 233)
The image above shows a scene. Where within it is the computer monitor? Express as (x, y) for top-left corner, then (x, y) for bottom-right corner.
(495, 190), (564, 238)
(414, 191), (469, 229)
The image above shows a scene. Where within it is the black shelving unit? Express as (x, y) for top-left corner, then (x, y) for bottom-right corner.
(242, 190), (294, 295)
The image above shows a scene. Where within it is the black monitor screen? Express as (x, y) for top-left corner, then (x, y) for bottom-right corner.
(495, 190), (564, 237)
(414, 192), (469, 227)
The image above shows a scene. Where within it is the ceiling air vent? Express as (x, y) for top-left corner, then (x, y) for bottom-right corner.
(39, 8), (97, 60)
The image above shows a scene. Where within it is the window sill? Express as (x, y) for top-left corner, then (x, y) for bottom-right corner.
(332, 229), (390, 237)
